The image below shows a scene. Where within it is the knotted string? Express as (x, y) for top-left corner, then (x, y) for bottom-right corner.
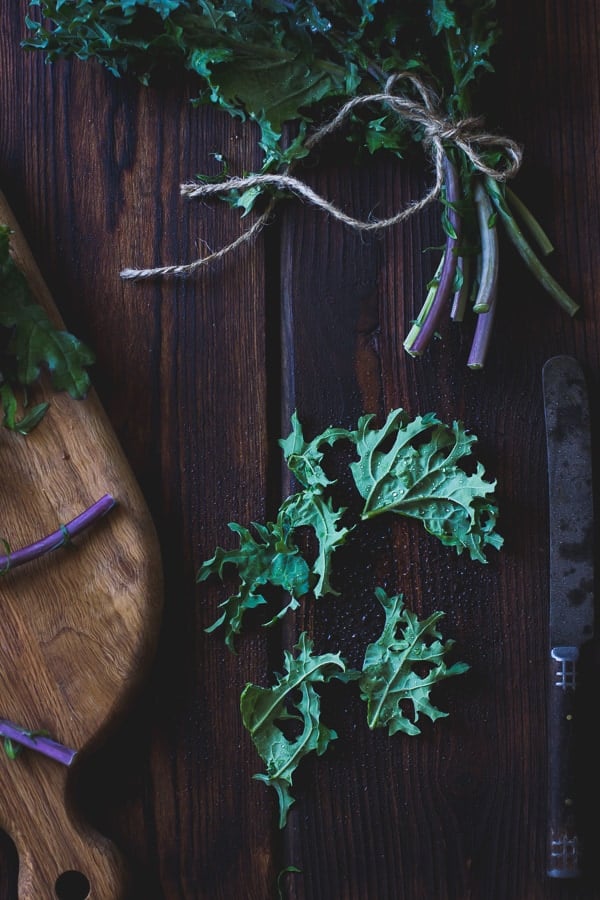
(120, 73), (523, 281)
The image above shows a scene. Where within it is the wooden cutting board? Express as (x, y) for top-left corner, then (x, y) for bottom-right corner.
(0, 191), (164, 899)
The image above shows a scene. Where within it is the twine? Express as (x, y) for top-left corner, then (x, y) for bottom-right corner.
(120, 73), (523, 281)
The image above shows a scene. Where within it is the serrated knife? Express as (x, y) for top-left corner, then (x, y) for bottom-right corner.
(542, 354), (595, 879)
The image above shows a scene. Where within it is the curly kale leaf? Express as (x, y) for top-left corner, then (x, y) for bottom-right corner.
(278, 412), (353, 594)
(279, 409), (351, 491)
(359, 587), (469, 735)
(240, 632), (351, 827)
(199, 412), (353, 648)
(25, 1), (500, 169)
(347, 408), (503, 561)
(197, 489), (350, 649)
(197, 518), (312, 651)
(280, 490), (351, 598)
(0, 225), (94, 431)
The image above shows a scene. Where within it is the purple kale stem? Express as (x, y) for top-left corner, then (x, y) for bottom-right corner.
(405, 154), (461, 356)
(0, 718), (77, 766)
(467, 287), (497, 369)
(472, 180), (499, 313)
(0, 493), (116, 572)
(467, 184), (499, 368)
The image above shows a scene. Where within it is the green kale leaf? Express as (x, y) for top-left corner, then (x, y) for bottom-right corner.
(240, 632), (350, 828)
(347, 408), (503, 562)
(199, 412), (352, 648)
(359, 587), (469, 735)
(198, 489), (350, 649)
(197, 518), (312, 652)
(279, 490), (351, 598)
(25, 0), (501, 155)
(0, 383), (48, 435)
(0, 225), (94, 431)
(279, 409), (350, 491)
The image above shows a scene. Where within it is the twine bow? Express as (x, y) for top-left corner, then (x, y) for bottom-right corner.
(121, 73), (523, 280)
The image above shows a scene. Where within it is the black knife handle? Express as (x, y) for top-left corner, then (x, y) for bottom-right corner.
(547, 645), (581, 878)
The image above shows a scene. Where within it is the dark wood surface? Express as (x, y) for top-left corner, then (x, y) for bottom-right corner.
(1, 2), (600, 898)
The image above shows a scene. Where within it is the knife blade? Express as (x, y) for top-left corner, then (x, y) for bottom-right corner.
(542, 354), (595, 879)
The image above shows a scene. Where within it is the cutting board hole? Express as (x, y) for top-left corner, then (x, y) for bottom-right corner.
(54, 870), (91, 900)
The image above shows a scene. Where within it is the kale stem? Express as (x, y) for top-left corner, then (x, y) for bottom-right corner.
(505, 186), (554, 256)
(467, 183), (500, 368)
(472, 180), (499, 313)
(467, 288), (498, 370)
(404, 155), (461, 356)
(0, 494), (116, 572)
(403, 253), (445, 350)
(450, 254), (470, 321)
(484, 177), (579, 317)
(0, 718), (77, 766)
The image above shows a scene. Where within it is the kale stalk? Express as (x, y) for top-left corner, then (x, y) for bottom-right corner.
(0, 493), (116, 573)
(0, 718), (77, 765)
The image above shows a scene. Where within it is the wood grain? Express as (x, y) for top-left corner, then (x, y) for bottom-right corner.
(2, 1), (600, 898)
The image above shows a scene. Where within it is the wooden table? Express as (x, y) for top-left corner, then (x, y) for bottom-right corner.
(1, 3), (600, 898)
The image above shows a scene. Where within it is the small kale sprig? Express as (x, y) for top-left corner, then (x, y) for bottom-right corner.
(241, 590), (469, 827)
(25, 1), (577, 366)
(198, 408), (501, 649)
(0, 224), (94, 432)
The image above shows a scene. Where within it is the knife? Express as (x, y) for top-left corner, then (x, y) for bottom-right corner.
(542, 354), (595, 879)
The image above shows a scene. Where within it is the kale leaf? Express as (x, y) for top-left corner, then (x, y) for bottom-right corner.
(0, 225), (94, 432)
(23, 0), (494, 169)
(240, 631), (351, 828)
(359, 587), (469, 735)
(347, 407), (503, 561)
(197, 415), (351, 649)
(197, 518), (313, 652)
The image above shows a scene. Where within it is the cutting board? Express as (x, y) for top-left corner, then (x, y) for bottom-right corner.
(0, 191), (164, 898)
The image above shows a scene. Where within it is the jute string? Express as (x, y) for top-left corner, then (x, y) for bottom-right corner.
(120, 73), (523, 281)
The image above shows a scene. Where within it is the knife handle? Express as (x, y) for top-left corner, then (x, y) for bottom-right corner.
(547, 645), (581, 878)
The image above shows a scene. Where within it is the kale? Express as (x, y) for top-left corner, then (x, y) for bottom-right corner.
(24, 1), (578, 367)
(0, 225), (94, 432)
(198, 408), (500, 648)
